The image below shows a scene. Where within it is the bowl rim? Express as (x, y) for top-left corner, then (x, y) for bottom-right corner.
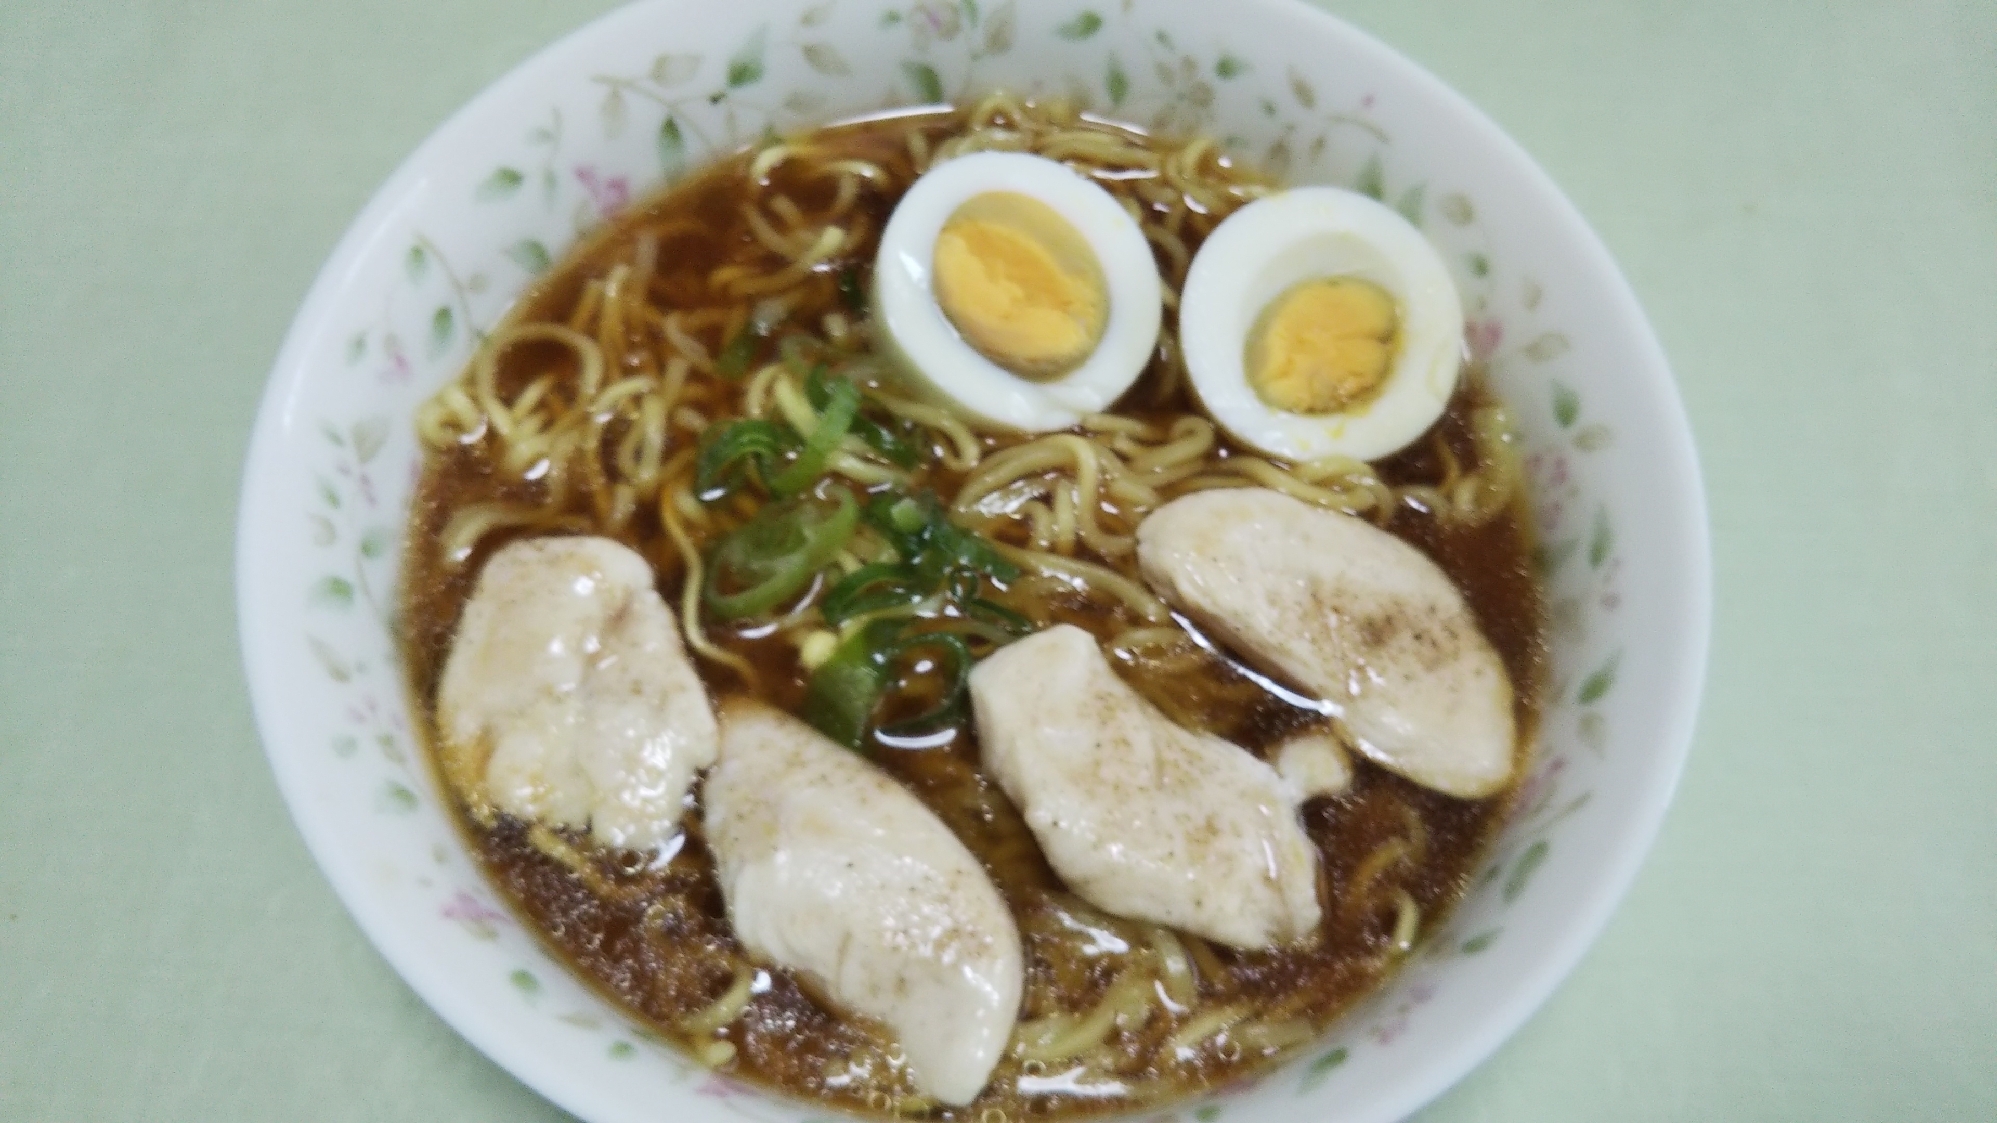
(235, 1), (1711, 1120)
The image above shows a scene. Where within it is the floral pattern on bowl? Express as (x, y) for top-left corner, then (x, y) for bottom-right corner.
(236, 2), (1709, 1122)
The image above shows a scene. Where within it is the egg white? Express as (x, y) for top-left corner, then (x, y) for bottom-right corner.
(872, 151), (1162, 432)
(1179, 186), (1464, 463)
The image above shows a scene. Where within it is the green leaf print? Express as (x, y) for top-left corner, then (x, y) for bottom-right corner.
(1588, 506), (1613, 568)
(429, 306), (455, 357)
(651, 52), (702, 86)
(311, 576), (354, 607)
(476, 167), (525, 200)
(1106, 54), (1129, 106)
(727, 26), (768, 87)
(1503, 839), (1549, 902)
(1299, 1046), (1350, 1092)
(658, 115), (688, 178)
(307, 635), (351, 682)
(903, 61), (945, 103)
(981, 0), (1014, 53)
(1056, 11), (1102, 39)
(1394, 183), (1426, 226)
(1524, 332), (1571, 361)
(1577, 651), (1621, 704)
(1354, 154), (1384, 200)
(1552, 380), (1581, 427)
(801, 42), (851, 75)
(506, 239), (553, 275)
(1289, 71), (1317, 108)
(350, 415), (388, 463)
(1460, 929), (1501, 954)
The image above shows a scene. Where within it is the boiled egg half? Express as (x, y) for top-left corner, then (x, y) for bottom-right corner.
(872, 151), (1162, 431)
(1179, 186), (1464, 462)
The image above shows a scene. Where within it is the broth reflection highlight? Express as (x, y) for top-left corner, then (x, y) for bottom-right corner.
(401, 94), (1546, 1119)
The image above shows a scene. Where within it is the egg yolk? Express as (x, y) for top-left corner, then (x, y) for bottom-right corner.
(1246, 278), (1400, 414)
(933, 191), (1108, 380)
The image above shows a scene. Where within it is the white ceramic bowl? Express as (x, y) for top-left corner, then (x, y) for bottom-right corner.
(236, 2), (1709, 1121)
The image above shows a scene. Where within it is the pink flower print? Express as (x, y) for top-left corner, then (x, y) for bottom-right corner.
(1368, 982), (1437, 1045)
(378, 333), (412, 385)
(1361, 92), (1376, 110)
(910, 1), (963, 45)
(344, 693), (380, 726)
(1466, 317), (1504, 364)
(1531, 453), (1575, 534)
(696, 1074), (748, 1099)
(1527, 452), (1558, 492)
(574, 166), (631, 220)
(1513, 756), (1568, 823)
(441, 890), (508, 939)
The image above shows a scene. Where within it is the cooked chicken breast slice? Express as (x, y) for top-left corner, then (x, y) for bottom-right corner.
(1136, 489), (1515, 798)
(704, 700), (1023, 1106)
(1272, 729), (1355, 799)
(436, 536), (717, 851)
(971, 625), (1322, 950)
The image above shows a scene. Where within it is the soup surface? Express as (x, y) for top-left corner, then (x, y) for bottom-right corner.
(400, 96), (1546, 1120)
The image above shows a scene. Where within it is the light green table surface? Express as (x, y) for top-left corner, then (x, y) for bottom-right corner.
(3, 0), (1993, 1119)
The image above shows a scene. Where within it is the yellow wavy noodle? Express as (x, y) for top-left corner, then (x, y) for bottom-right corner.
(681, 963), (756, 1036)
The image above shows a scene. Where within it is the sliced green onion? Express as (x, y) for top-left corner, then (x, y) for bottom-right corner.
(878, 631), (974, 738)
(798, 622), (974, 750)
(871, 493), (928, 543)
(821, 562), (930, 625)
(921, 505), (1021, 581)
(802, 365), (836, 409)
(852, 415), (919, 468)
(800, 618), (905, 750)
(944, 567), (981, 604)
(803, 366), (918, 469)
(696, 419), (796, 497)
(965, 597), (1034, 636)
(703, 490), (858, 619)
(863, 490), (1022, 584)
(837, 266), (867, 312)
(716, 329), (758, 380)
(767, 374), (861, 496)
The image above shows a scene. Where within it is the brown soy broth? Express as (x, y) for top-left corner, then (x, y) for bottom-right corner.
(399, 108), (1546, 1120)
